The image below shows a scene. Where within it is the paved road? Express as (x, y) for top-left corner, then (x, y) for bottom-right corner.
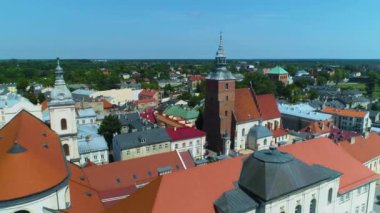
(374, 186), (380, 212)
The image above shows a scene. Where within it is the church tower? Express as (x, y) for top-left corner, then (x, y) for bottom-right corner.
(48, 58), (79, 161)
(204, 33), (236, 155)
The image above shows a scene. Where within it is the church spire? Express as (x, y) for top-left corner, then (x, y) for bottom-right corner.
(215, 32), (226, 68)
(54, 57), (65, 86)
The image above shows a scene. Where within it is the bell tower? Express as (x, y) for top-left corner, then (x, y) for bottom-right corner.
(204, 33), (236, 155)
(48, 58), (79, 161)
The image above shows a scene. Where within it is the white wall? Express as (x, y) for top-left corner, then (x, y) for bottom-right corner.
(0, 184), (69, 213)
(80, 150), (109, 165)
(0, 101), (42, 128)
(335, 182), (376, 213)
(235, 120), (259, 151)
(170, 136), (206, 159)
(77, 116), (96, 125)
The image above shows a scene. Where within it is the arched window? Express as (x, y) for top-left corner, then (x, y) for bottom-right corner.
(15, 211), (30, 213)
(310, 199), (316, 213)
(295, 205), (302, 213)
(242, 128), (245, 137)
(61, 118), (67, 130)
(63, 144), (70, 156)
(328, 188), (333, 203)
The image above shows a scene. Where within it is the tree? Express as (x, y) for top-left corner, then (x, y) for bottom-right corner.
(308, 90), (318, 100)
(238, 72), (275, 94)
(98, 115), (121, 150)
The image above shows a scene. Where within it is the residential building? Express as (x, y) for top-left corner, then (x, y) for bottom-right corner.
(267, 66), (289, 85)
(0, 93), (42, 128)
(0, 83), (17, 95)
(76, 108), (97, 125)
(322, 106), (371, 133)
(188, 74), (205, 91)
(138, 89), (159, 101)
(279, 103), (332, 131)
(163, 105), (199, 124)
(113, 128), (171, 161)
(77, 124), (109, 165)
(166, 126), (206, 159)
(90, 88), (141, 106)
(118, 112), (155, 133)
(106, 137), (379, 213)
(83, 151), (195, 206)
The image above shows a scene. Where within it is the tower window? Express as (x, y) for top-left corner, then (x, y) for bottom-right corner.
(63, 144), (70, 156)
(61, 118), (67, 130)
(225, 110), (228, 116)
(225, 83), (229, 89)
(226, 95), (228, 101)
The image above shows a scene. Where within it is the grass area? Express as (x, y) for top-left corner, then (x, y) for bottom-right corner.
(372, 84), (380, 99)
(336, 82), (366, 91)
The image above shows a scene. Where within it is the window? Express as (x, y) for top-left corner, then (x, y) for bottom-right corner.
(153, 145), (156, 150)
(310, 199), (316, 213)
(345, 193), (350, 200)
(175, 144), (178, 149)
(197, 148), (200, 154)
(126, 150), (130, 155)
(63, 144), (70, 156)
(225, 110), (228, 116)
(361, 203), (366, 212)
(159, 144), (162, 149)
(355, 206), (359, 213)
(61, 118), (67, 130)
(82, 120), (85, 124)
(136, 148), (140, 153)
(197, 140), (200, 145)
(264, 139), (267, 146)
(94, 155), (97, 160)
(339, 196), (344, 203)
(165, 143), (169, 148)
(225, 83), (228, 89)
(90, 119), (93, 123)
(101, 154), (104, 159)
(242, 128), (245, 137)
(295, 204), (302, 213)
(146, 146), (150, 151)
(328, 188), (333, 203)
(190, 141), (193, 146)
(182, 143), (186, 148)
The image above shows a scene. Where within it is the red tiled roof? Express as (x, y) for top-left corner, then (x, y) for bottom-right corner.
(83, 151), (194, 194)
(140, 108), (157, 123)
(272, 128), (288, 138)
(322, 106), (368, 118)
(256, 94), (281, 120)
(105, 155), (246, 213)
(139, 89), (158, 97)
(300, 120), (334, 134)
(166, 126), (205, 141)
(234, 88), (261, 123)
(339, 132), (380, 163)
(61, 163), (104, 213)
(279, 138), (379, 193)
(0, 111), (69, 201)
(189, 75), (205, 81)
(101, 99), (113, 109)
(136, 98), (157, 104)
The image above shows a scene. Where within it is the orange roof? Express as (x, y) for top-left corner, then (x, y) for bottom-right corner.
(279, 138), (379, 193)
(105, 155), (245, 213)
(101, 99), (113, 109)
(322, 106), (368, 118)
(300, 120), (334, 134)
(83, 151), (194, 193)
(256, 94), (281, 120)
(61, 164), (105, 213)
(272, 128), (288, 138)
(0, 111), (69, 201)
(40, 99), (48, 111)
(339, 132), (380, 163)
(234, 88), (261, 123)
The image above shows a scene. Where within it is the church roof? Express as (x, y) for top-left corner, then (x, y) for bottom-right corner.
(238, 148), (340, 201)
(247, 125), (272, 139)
(268, 66), (288, 75)
(234, 88), (261, 123)
(0, 110), (69, 201)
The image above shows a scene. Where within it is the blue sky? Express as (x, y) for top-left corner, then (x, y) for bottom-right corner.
(1, 0), (380, 59)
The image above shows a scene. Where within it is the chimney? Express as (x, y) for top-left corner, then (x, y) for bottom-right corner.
(349, 137), (355, 145)
(364, 131), (369, 139)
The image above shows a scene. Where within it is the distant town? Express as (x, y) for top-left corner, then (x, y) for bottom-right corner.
(2, 34), (380, 213)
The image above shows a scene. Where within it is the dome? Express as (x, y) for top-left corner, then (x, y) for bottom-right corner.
(238, 148), (340, 201)
(49, 58), (74, 106)
(247, 125), (272, 142)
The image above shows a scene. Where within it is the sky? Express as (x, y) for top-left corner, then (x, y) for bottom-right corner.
(1, 0), (380, 59)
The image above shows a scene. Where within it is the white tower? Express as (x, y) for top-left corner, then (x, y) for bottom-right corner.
(48, 58), (79, 161)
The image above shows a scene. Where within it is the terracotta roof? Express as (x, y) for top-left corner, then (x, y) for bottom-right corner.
(139, 89), (158, 97)
(234, 88), (261, 123)
(40, 99), (48, 111)
(101, 99), (113, 109)
(61, 164), (105, 213)
(0, 110), (69, 201)
(83, 151), (195, 197)
(256, 94), (281, 120)
(105, 156), (246, 213)
(279, 138), (379, 193)
(136, 98), (157, 104)
(339, 132), (380, 163)
(189, 75), (205, 81)
(272, 128), (288, 138)
(300, 120), (334, 134)
(322, 106), (368, 118)
(166, 126), (205, 141)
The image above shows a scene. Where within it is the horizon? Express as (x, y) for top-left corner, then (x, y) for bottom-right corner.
(2, 1), (380, 59)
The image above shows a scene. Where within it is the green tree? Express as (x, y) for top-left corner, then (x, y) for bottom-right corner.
(238, 72), (275, 94)
(98, 115), (121, 150)
(309, 90), (318, 100)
